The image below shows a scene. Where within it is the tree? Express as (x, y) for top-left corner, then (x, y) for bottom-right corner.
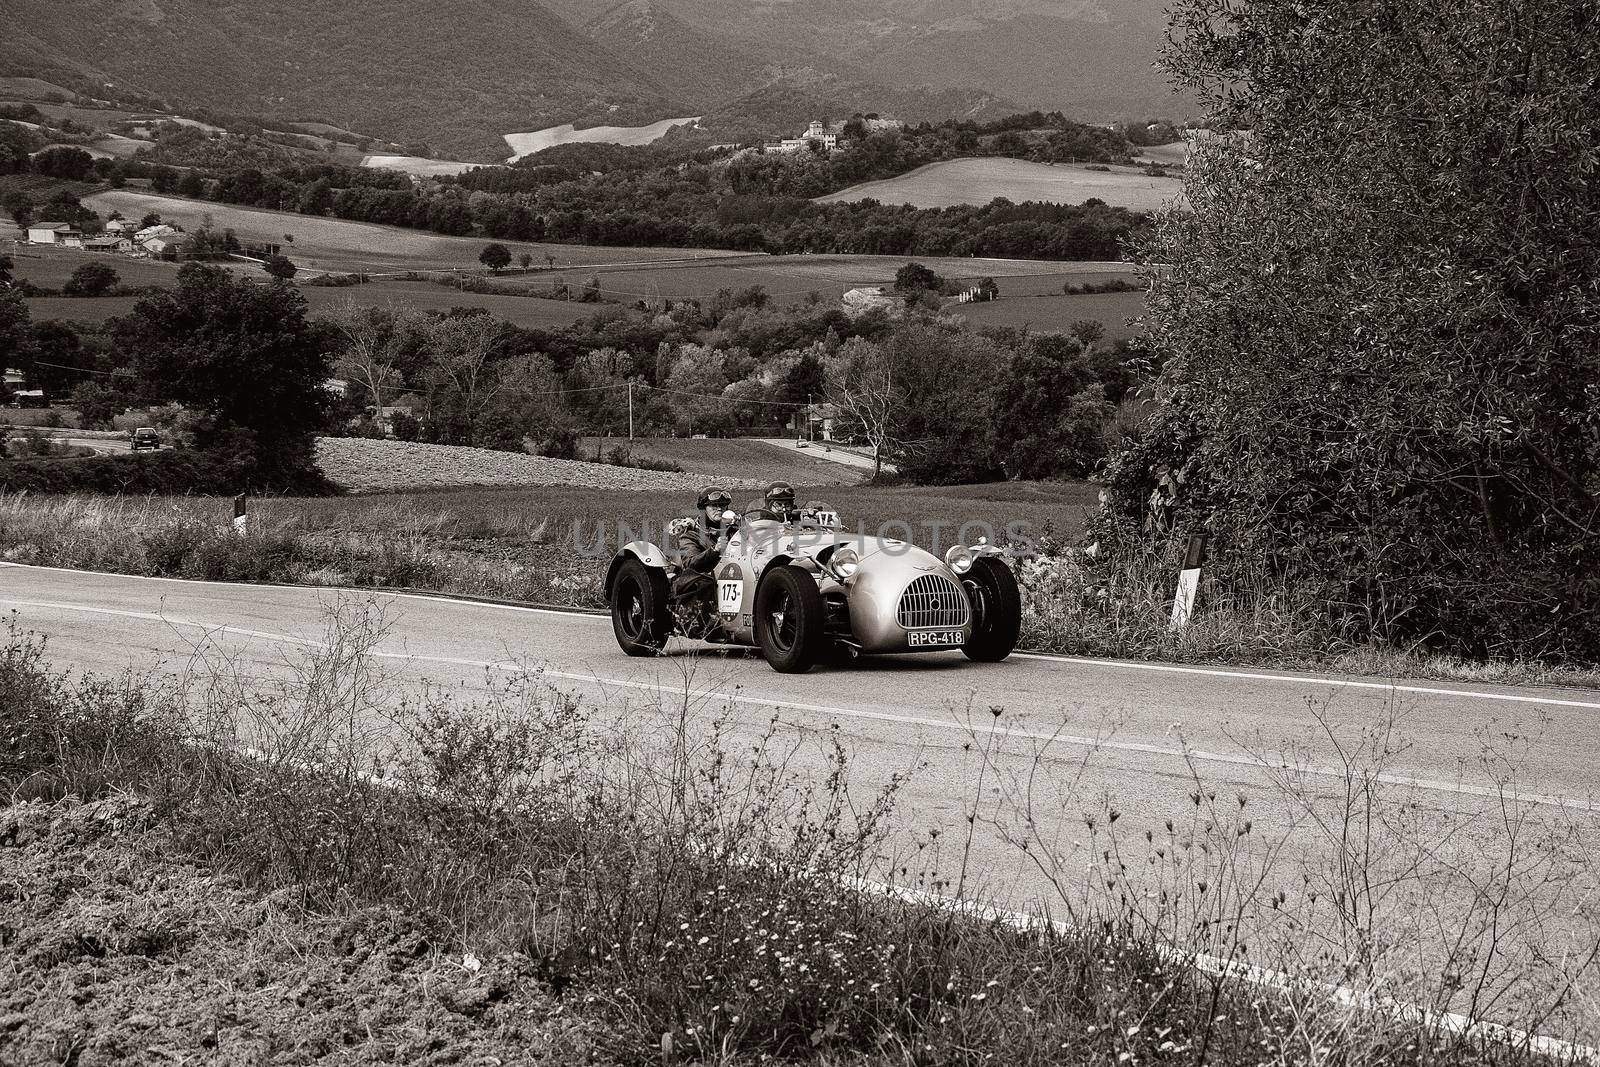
(139, 213), (163, 229)
(329, 302), (414, 415)
(0, 291), (31, 371)
(114, 263), (330, 485)
(0, 253), (13, 289)
(479, 242), (512, 273)
(518, 251), (534, 270)
(262, 254), (298, 281)
(62, 261), (120, 297)
(1105, 0), (1600, 659)
(421, 313), (504, 444)
(893, 261), (940, 294)
(71, 379), (126, 428)
(881, 324), (1007, 485)
(825, 337), (898, 478)
(31, 146), (94, 181)
(993, 333), (1113, 479)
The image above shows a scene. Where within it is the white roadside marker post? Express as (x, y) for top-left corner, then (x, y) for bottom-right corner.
(1169, 533), (1207, 630)
(233, 493), (248, 537)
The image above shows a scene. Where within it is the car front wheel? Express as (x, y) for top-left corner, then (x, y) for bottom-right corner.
(961, 557), (1021, 662)
(755, 565), (828, 673)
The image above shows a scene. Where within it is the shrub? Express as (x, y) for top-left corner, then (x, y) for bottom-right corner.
(538, 426), (579, 460)
(61, 261), (120, 297)
(0, 449), (333, 495)
(605, 445), (684, 473)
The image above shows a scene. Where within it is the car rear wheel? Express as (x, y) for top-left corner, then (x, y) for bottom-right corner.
(755, 565), (827, 673)
(961, 557), (1021, 662)
(611, 557), (672, 656)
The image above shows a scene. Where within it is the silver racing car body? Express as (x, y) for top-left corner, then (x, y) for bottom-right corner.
(604, 502), (1021, 673)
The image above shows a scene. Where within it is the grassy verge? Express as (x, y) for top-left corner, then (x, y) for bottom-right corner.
(5, 610), (1592, 1064)
(2, 484), (1596, 687)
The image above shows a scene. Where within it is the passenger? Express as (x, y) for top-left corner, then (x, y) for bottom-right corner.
(668, 486), (733, 636)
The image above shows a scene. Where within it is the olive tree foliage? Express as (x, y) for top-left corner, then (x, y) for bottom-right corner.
(1103, 0), (1600, 658)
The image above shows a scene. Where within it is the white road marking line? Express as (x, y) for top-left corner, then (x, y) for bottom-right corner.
(7, 562), (1599, 708)
(8, 594), (1595, 813)
(1012, 650), (1600, 710)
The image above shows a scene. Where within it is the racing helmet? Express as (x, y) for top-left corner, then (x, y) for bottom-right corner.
(697, 485), (733, 511)
(764, 481), (797, 517)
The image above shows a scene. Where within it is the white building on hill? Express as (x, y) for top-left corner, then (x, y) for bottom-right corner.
(26, 222), (80, 245)
(764, 119), (841, 154)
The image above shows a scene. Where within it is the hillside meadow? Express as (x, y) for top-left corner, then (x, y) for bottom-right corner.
(948, 289), (1147, 339)
(10, 239), (1148, 337)
(576, 436), (868, 486)
(80, 190), (748, 273)
(816, 157), (1188, 212)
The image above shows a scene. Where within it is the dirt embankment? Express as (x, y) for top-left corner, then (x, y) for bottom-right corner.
(0, 797), (598, 1066)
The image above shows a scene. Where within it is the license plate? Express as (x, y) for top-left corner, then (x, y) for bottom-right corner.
(908, 628), (964, 648)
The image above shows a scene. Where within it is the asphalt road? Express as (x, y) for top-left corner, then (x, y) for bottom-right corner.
(757, 438), (896, 474)
(5, 563), (1599, 1033)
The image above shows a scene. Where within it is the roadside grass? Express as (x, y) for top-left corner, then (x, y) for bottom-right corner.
(4, 607), (1593, 1063)
(4, 484), (1597, 688)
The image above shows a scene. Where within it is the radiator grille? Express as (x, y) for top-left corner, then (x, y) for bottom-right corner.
(896, 573), (969, 629)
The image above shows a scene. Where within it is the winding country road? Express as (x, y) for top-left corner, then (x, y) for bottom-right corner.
(5, 562), (1600, 1040)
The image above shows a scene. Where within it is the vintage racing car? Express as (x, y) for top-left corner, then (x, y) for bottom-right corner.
(604, 501), (1021, 673)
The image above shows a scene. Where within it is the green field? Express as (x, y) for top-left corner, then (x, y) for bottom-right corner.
(8, 246), (184, 289)
(815, 157), (1189, 212)
(494, 253), (1130, 305)
(948, 290), (1146, 339)
(12, 209), (1144, 338)
(80, 190), (749, 274)
(18, 295), (140, 324)
(274, 479), (1095, 553)
(579, 437), (868, 487)
(1133, 142), (1188, 167)
(297, 280), (609, 328)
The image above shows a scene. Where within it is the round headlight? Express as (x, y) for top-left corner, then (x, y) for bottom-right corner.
(945, 545), (974, 574)
(831, 547), (860, 579)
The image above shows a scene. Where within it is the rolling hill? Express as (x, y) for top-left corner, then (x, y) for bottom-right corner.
(3, 0), (1187, 161)
(0, 0), (676, 161)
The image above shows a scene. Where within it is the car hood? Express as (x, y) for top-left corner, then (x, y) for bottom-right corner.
(733, 521), (951, 576)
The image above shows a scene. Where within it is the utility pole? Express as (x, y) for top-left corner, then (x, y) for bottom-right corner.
(806, 392), (814, 442)
(628, 381), (634, 441)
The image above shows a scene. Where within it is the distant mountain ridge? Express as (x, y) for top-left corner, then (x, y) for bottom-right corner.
(1, 0), (1182, 161)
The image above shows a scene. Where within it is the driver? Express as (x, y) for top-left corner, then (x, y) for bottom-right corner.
(749, 480), (798, 522)
(669, 485), (734, 635)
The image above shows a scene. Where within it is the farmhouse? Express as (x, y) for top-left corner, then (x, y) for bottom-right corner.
(104, 218), (139, 236)
(25, 222), (81, 245)
(788, 401), (837, 441)
(142, 233), (198, 259)
(134, 224), (179, 243)
(84, 235), (133, 253)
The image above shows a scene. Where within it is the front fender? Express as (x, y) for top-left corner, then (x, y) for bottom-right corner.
(604, 541), (670, 602)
